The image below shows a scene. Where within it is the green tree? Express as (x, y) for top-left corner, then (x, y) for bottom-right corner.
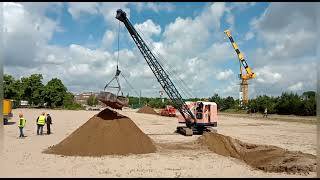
(209, 93), (223, 110)
(43, 78), (67, 107)
(87, 94), (98, 106)
(301, 91), (316, 116)
(255, 95), (277, 114)
(148, 97), (167, 108)
(63, 92), (75, 107)
(4, 74), (22, 100)
(221, 96), (235, 111)
(276, 92), (302, 115)
(302, 91), (315, 100)
(20, 74), (44, 106)
(248, 99), (258, 112)
(63, 92), (83, 110)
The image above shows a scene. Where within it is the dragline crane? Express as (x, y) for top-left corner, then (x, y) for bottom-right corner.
(115, 9), (217, 136)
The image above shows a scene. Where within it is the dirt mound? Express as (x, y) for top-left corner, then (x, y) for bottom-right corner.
(198, 132), (316, 175)
(43, 108), (156, 156)
(137, 105), (158, 115)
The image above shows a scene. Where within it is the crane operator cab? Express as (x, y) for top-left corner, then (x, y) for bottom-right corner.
(177, 101), (218, 135)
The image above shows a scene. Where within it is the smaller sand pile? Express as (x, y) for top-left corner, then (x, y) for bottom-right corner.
(44, 108), (156, 156)
(198, 132), (316, 175)
(137, 105), (158, 115)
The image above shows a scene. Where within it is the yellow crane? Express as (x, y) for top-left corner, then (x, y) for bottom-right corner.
(224, 29), (256, 106)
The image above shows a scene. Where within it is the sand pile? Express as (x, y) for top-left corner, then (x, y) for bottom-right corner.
(137, 105), (158, 115)
(198, 132), (316, 174)
(44, 108), (156, 156)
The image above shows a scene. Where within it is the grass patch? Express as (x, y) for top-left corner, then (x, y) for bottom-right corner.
(63, 103), (85, 110)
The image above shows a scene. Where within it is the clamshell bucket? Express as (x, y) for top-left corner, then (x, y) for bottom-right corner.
(97, 91), (129, 110)
(98, 66), (129, 109)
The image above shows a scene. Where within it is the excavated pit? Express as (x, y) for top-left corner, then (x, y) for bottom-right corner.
(198, 132), (316, 175)
(137, 105), (158, 115)
(43, 108), (156, 156)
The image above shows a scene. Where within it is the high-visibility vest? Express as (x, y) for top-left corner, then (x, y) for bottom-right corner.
(37, 115), (46, 125)
(18, 118), (26, 128)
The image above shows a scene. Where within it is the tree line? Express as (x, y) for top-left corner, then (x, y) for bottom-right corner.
(4, 73), (316, 116)
(4, 74), (82, 110)
(128, 91), (316, 116)
(247, 91), (316, 116)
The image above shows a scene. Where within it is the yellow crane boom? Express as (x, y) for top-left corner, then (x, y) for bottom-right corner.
(224, 30), (256, 80)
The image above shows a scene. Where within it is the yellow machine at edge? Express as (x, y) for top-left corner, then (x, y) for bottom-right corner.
(3, 99), (13, 125)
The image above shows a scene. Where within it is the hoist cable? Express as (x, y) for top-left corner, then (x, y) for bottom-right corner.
(121, 73), (140, 97)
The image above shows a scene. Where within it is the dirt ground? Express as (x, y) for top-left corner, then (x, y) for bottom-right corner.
(0, 108), (316, 177)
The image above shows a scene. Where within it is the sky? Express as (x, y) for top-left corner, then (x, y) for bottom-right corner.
(3, 2), (319, 99)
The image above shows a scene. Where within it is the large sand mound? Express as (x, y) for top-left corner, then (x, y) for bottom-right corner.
(198, 132), (316, 174)
(137, 105), (158, 115)
(44, 108), (156, 156)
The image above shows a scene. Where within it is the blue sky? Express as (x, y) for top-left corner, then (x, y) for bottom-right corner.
(49, 3), (268, 50)
(4, 2), (318, 98)
(49, 2), (268, 85)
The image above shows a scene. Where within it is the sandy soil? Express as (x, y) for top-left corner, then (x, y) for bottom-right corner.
(0, 108), (316, 178)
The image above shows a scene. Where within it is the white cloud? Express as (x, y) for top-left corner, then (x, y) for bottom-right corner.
(4, 2), (61, 67)
(101, 30), (116, 50)
(251, 3), (317, 63)
(4, 2), (318, 99)
(19, 2), (63, 16)
(244, 31), (254, 41)
(288, 82), (303, 91)
(129, 2), (235, 97)
(65, 2), (136, 31)
(203, 2), (228, 30)
(162, 2), (230, 61)
(216, 69), (234, 80)
(225, 83), (238, 94)
(246, 2), (318, 97)
(201, 42), (235, 62)
(214, 79), (240, 98)
(229, 2), (255, 12)
(226, 13), (234, 30)
(68, 64), (90, 75)
(255, 66), (282, 84)
(99, 2), (130, 28)
(134, 19), (161, 40)
(68, 2), (99, 20)
(136, 2), (175, 13)
(250, 60), (316, 97)
(5, 2), (230, 97)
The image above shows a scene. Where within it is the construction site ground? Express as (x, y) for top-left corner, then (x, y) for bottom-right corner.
(0, 108), (316, 178)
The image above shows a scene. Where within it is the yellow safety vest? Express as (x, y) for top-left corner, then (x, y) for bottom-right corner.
(18, 118), (26, 128)
(37, 115), (46, 125)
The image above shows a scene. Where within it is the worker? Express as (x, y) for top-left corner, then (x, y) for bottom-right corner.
(204, 105), (209, 119)
(263, 108), (268, 118)
(36, 112), (46, 135)
(18, 113), (26, 138)
(46, 113), (52, 135)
